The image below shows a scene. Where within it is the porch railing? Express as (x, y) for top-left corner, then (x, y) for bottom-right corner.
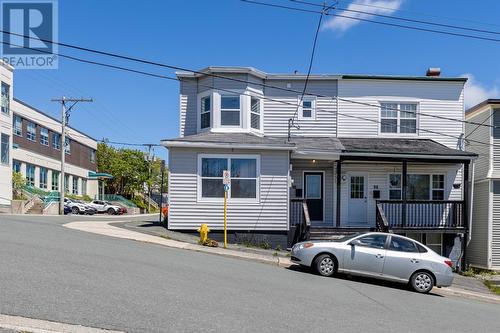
(375, 202), (390, 232)
(377, 200), (465, 230)
(289, 199), (311, 244)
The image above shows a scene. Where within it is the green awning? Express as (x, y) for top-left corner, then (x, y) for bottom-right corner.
(88, 171), (113, 179)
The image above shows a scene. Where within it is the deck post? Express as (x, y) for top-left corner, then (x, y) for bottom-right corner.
(402, 160), (408, 228)
(462, 161), (470, 270)
(336, 160), (341, 227)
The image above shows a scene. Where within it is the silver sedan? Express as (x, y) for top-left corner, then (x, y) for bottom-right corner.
(291, 232), (454, 293)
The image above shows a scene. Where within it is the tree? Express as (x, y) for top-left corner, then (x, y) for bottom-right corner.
(12, 171), (26, 199)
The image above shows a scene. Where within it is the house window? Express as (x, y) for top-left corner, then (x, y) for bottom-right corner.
(26, 164), (35, 186)
(200, 155), (258, 200)
(72, 177), (78, 194)
(200, 95), (211, 129)
(250, 97), (261, 130)
(13, 116), (22, 136)
(432, 174), (445, 200)
(39, 167), (48, 189)
(81, 179), (87, 195)
(13, 160), (21, 173)
(65, 137), (71, 154)
(381, 103), (417, 134)
(220, 96), (240, 126)
(388, 174), (445, 200)
(1, 133), (9, 165)
(52, 133), (61, 150)
(299, 97), (315, 119)
(40, 127), (49, 146)
(27, 121), (36, 141)
(89, 149), (96, 164)
(1, 82), (10, 114)
(64, 174), (69, 193)
(52, 171), (59, 191)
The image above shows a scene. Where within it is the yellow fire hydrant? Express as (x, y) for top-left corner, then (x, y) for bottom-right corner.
(198, 223), (210, 244)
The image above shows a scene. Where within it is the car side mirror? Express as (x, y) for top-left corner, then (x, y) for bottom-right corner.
(349, 239), (362, 247)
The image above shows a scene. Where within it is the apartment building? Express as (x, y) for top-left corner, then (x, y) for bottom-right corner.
(0, 61), (13, 208)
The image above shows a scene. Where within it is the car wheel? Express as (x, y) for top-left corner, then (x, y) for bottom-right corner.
(71, 206), (79, 214)
(107, 208), (115, 215)
(314, 254), (336, 277)
(410, 271), (434, 293)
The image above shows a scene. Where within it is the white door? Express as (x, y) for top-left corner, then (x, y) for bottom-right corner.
(348, 173), (368, 225)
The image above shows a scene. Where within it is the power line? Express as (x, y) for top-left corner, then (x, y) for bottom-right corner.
(240, 0), (500, 43)
(290, 0), (500, 36)
(3, 37), (498, 149)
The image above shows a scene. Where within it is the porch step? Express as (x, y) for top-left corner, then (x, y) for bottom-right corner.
(309, 227), (375, 241)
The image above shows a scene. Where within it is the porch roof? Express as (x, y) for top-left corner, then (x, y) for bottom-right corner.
(339, 137), (477, 161)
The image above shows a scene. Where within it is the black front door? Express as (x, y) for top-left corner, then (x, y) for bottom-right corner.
(304, 172), (324, 222)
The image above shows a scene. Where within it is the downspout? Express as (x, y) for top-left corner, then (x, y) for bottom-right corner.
(468, 160), (475, 244)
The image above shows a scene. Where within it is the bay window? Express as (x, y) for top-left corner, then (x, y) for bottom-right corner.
(250, 96), (261, 130)
(220, 96), (240, 126)
(389, 174), (445, 200)
(199, 155), (258, 200)
(200, 95), (211, 129)
(381, 102), (417, 134)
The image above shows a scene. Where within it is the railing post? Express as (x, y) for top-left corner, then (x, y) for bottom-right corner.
(402, 160), (408, 228)
(462, 161), (470, 271)
(336, 159), (341, 227)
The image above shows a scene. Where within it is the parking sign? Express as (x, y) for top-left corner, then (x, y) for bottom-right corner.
(223, 170), (230, 185)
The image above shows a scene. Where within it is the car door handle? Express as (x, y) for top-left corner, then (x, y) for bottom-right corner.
(410, 258), (419, 264)
(375, 254), (384, 259)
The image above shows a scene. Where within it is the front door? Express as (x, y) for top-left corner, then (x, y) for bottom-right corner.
(348, 173), (368, 225)
(304, 172), (323, 222)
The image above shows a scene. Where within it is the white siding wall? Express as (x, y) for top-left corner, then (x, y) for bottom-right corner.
(468, 181), (491, 268)
(337, 79), (465, 149)
(0, 62), (13, 206)
(263, 80), (337, 137)
(168, 148), (289, 231)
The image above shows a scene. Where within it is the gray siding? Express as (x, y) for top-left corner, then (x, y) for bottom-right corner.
(264, 80), (337, 137)
(179, 78), (198, 136)
(492, 109), (500, 176)
(468, 181), (490, 268)
(492, 180), (500, 268)
(168, 148), (289, 231)
(465, 109), (491, 181)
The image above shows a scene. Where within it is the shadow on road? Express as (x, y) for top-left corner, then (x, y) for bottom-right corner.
(286, 265), (444, 298)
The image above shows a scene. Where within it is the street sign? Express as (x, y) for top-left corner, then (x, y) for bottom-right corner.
(224, 184), (230, 192)
(223, 170), (230, 185)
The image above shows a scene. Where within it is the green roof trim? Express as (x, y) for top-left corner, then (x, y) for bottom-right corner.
(88, 171), (113, 179)
(341, 75), (467, 82)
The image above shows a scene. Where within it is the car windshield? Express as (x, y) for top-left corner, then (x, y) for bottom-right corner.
(330, 233), (361, 242)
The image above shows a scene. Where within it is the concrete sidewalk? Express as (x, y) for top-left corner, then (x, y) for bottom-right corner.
(64, 221), (293, 268)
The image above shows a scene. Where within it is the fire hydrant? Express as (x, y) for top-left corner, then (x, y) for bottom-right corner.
(198, 223), (210, 244)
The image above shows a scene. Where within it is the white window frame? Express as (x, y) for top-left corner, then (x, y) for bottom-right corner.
(39, 167), (48, 189)
(198, 91), (212, 132)
(388, 173), (446, 200)
(13, 115), (22, 136)
(249, 95), (263, 132)
(26, 164), (35, 187)
(220, 94), (242, 128)
(52, 133), (61, 150)
(0, 133), (9, 165)
(65, 137), (71, 155)
(72, 177), (79, 194)
(1, 82), (10, 115)
(379, 102), (419, 135)
(40, 127), (49, 146)
(298, 96), (316, 120)
(197, 153), (260, 203)
(51, 171), (59, 191)
(27, 121), (36, 141)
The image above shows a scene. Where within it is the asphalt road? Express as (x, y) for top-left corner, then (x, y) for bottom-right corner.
(0, 215), (498, 333)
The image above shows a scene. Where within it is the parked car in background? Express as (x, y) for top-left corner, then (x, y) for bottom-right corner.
(64, 198), (96, 215)
(87, 200), (124, 215)
(63, 205), (71, 215)
(291, 232), (454, 293)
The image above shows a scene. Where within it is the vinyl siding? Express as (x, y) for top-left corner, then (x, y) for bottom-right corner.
(465, 109), (491, 181)
(492, 180), (500, 268)
(468, 181), (490, 268)
(337, 79), (465, 149)
(492, 109), (500, 177)
(263, 80), (337, 137)
(179, 78), (197, 136)
(168, 148), (289, 231)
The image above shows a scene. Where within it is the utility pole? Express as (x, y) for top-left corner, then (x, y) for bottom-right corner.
(51, 97), (93, 215)
(145, 144), (154, 213)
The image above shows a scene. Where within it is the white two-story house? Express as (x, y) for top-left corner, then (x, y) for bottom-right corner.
(162, 67), (475, 266)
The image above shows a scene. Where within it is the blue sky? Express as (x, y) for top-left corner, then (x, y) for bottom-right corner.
(12, 0), (500, 160)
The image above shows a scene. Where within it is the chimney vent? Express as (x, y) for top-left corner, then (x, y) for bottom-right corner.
(426, 67), (441, 77)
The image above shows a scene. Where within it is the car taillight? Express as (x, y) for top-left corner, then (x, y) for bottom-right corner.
(444, 259), (453, 268)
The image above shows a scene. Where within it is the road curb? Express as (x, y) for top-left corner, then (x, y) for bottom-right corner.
(0, 314), (125, 333)
(433, 287), (500, 304)
(64, 221), (294, 269)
